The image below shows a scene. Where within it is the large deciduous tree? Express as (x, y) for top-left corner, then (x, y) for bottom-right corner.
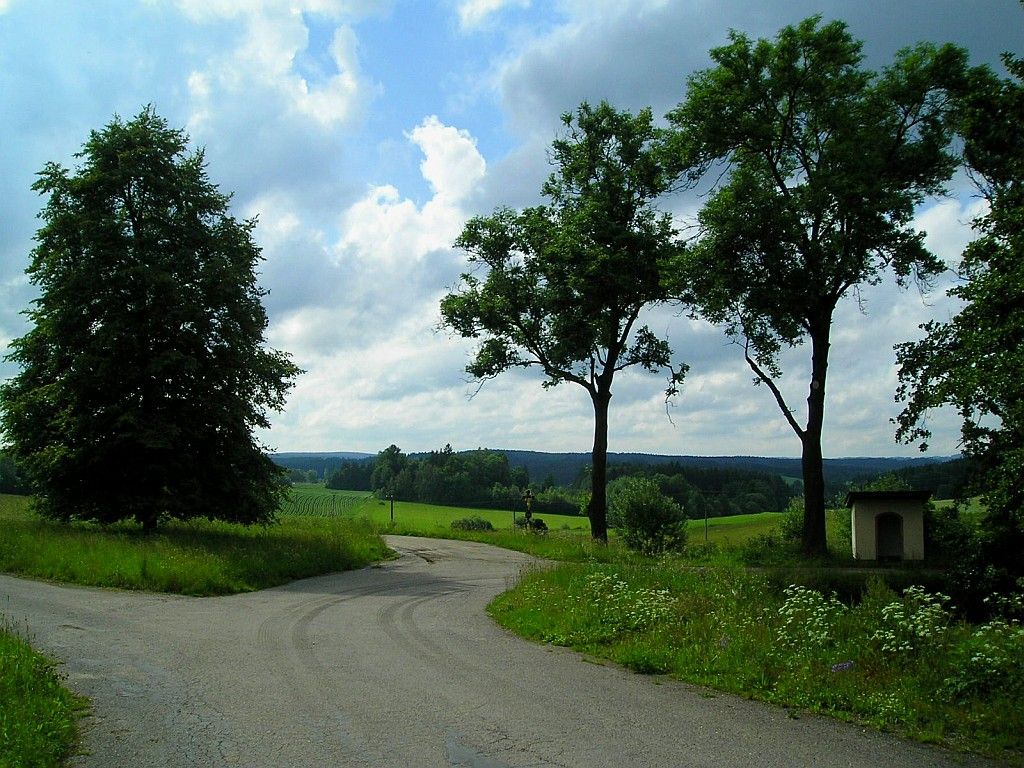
(441, 102), (686, 542)
(896, 51), (1024, 577)
(0, 108), (301, 530)
(666, 17), (967, 555)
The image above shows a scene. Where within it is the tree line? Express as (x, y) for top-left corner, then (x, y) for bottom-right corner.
(605, 462), (794, 519)
(322, 445), (797, 519)
(326, 444), (581, 515)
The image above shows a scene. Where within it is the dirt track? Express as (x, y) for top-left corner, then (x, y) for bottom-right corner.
(1, 536), (997, 767)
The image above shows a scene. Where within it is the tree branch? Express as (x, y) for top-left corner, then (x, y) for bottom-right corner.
(743, 335), (805, 438)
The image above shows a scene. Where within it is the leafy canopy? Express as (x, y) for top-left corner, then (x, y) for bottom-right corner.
(896, 51), (1024, 576)
(442, 102), (683, 396)
(665, 16), (967, 553)
(0, 107), (301, 529)
(668, 16), (965, 363)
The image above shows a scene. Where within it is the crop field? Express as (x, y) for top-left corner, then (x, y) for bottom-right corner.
(280, 486), (372, 516)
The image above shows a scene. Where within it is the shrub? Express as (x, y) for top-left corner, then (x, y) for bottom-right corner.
(514, 516), (548, 533)
(780, 497), (804, 542)
(450, 516), (494, 532)
(583, 572), (675, 633)
(775, 584), (846, 652)
(740, 531), (798, 566)
(608, 477), (687, 555)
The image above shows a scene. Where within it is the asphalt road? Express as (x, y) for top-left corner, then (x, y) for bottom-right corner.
(1, 536), (998, 767)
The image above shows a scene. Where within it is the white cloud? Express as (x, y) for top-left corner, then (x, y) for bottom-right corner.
(185, 4), (373, 132)
(457, 0), (530, 31)
(408, 116), (487, 201)
(337, 116), (485, 268)
(915, 195), (989, 269)
(257, 116), (488, 448)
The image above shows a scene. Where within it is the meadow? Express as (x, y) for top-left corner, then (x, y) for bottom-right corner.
(281, 483), (782, 555)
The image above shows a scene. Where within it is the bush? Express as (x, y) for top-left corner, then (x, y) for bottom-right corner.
(450, 516), (494, 532)
(741, 531), (798, 566)
(513, 516), (548, 534)
(780, 497), (804, 542)
(608, 477), (687, 555)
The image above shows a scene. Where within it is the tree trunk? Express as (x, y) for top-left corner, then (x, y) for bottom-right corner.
(801, 320), (831, 557)
(587, 387), (611, 543)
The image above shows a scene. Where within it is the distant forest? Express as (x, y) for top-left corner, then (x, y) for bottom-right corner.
(2, 446), (966, 517)
(267, 446), (966, 519)
(274, 449), (964, 513)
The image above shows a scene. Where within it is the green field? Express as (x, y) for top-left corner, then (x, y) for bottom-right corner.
(283, 484), (787, 544)
(282, 484), (592, 531)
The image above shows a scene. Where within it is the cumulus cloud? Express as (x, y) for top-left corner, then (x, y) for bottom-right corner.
(336, 115), (485, 268)
(185, 6), (372, 132)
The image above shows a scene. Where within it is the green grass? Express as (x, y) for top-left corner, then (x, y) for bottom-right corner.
(283, 483), (591, 530)
(489, 555), (1024, 763)
(686, 511), (785, 544)
(0, 494), (389, 596)
(283, 484), (790, 561)
(1, 617), (87, 768)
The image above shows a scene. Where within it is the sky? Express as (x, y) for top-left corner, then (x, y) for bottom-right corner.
(1, 0), (1021, 460)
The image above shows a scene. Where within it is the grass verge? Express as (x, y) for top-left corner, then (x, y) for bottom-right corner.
(0, 494), (389, 596)
(0, 617), (87, 768)
(489, 558), (1024, 763)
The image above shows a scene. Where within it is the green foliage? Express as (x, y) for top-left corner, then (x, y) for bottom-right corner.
(775, 584), (847, 653)
(1, 618), (86, 768)
(944, 618), (1024, 703)
(0, 451), (28, 495)
(896, 49), (1024, 583)
(441, 102), (687, 541)
(450, 515), (494, 532)
(0, 108), (300, 530)
(359, 444), (564, 511)
(779, 497), (804, 542)
(608, 476), (687, 555)
(606, 461), (794, 517)
(668, 17), (968, 556)
(325, 459), (373, 491)
(583, 572), (675, 635)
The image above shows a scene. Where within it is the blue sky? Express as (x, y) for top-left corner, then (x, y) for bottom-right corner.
(1, 0), (1021, 458)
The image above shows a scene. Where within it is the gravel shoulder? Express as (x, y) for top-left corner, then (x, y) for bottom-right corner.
(0, 536), (999, 767)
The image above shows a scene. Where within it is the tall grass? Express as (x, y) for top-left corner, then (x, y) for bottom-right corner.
(0, 495), (389, 596)
(0, 616), (87, 768)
